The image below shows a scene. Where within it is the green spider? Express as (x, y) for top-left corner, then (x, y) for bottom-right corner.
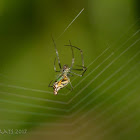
(48, 38), (87, 95)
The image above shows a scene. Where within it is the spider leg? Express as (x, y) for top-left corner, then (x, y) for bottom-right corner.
(48, 80), (53, 87)
(52, 36), (62, 71)
(71, 71), (83, 77)
(64, 44), (85, 70)
(67, 77), (73, 90)
(68, 40), (75, 68)
(69, 81), (74, 90)
(65, 43), (87, 76)
(71, 65), (87, 77)
(66, 86), (73, 91)
(54, 57), (61, 72)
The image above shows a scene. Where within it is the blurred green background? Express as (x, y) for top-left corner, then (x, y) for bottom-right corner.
(0, 0), (140, 140)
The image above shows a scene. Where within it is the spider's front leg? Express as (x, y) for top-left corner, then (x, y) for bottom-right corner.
(72, 65), (87, 77)
(64, 42), (87, 76)
(54, 57), (61, 72)
(52, 36), (62, 72)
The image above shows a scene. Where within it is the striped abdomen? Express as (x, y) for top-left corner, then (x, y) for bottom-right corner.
(53, 76), (69, 95)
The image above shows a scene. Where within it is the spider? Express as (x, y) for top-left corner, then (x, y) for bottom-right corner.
(48, 37), (87, 95)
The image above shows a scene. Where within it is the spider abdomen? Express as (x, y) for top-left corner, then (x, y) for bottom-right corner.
(53, 75), (69, 95)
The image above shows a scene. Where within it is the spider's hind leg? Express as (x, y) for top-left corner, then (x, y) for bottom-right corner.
(69, 81), (73, 90)
(48, 80), (54, 87)
(67, 77), (73, 91)
(66, 86), (73, 91)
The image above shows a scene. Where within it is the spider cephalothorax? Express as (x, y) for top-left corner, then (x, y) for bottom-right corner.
(62, 65), (70, 74)
(48, 38), (87, 95)
(63, 64), (68, 69)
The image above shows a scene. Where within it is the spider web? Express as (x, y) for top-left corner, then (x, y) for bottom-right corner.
(0, 5), (140, 140)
